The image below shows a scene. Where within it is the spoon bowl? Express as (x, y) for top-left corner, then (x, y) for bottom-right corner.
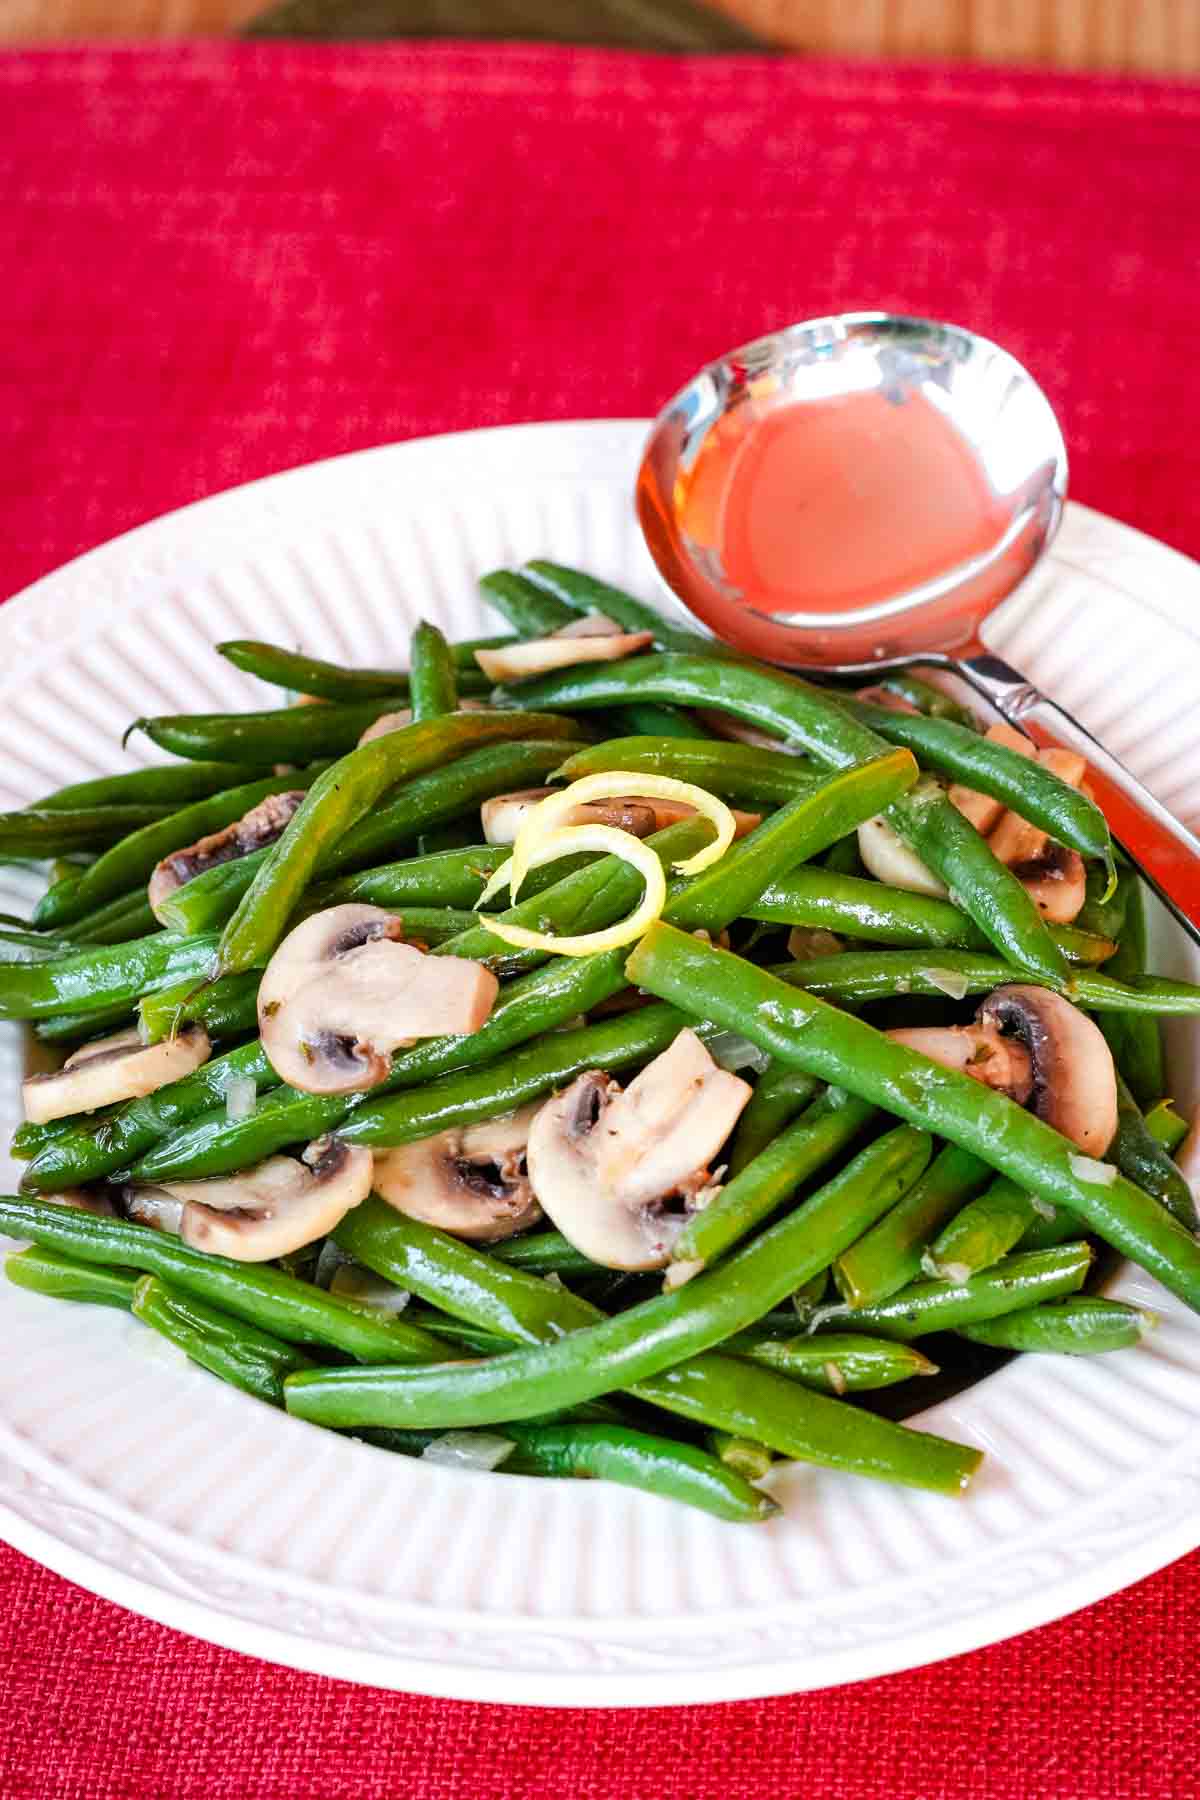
(636, 313), (1067, 668)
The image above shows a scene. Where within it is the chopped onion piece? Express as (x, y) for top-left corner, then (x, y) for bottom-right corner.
(507, 770), (735, 898)
(1069, 1154), (1118, 1186)
(329, 1265), (411, 1315)
(421, 1431), (514, 1472)
(918, 966), (972, 1001)
(224, 1075), (257, 1121)
(706, 1030), (772, 1075)
(474, 822), (667, 958)
(1031, 1195), (1056, 1220)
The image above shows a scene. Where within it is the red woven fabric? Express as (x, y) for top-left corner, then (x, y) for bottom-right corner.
(2, 41), (1200, 1796)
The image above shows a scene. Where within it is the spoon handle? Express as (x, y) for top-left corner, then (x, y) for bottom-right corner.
(954, 651), (1200, 950)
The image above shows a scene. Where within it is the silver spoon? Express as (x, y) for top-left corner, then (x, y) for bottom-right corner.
(636, 311), (1200, 946)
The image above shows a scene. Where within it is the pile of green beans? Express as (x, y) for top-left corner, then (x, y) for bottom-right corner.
(2, 565), (1191, 1526)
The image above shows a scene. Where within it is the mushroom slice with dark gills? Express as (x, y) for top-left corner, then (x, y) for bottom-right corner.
(372, 1102), (543, 1241)
(889, 983), (1118, 1157)
(257, 904), (498, 1096)
(147, 790), (306, 919)
(22, 1024), (211, 1125)
(124, 1136), (373, 1261)
(526, 1029), (752, 1270)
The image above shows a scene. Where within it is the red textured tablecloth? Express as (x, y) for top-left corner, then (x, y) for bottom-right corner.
(3, 41), (1200, 1798)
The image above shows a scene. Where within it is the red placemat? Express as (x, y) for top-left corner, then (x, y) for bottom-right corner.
(2, 41), (1199, 1797)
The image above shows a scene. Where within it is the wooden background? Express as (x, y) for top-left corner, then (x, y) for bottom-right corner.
(2, 0), (1198, 73)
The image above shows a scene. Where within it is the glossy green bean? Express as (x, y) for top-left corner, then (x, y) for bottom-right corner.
(6, 1245), (138, 1310)
(729, 1331), (938, 1392)
(811, 1244), (1093, 1339)
(479, 570), (575, 636)
(521, 561), (719, 656)
(553, 735), (821, 809)
(69, 891), (159, 945)
(921, 1178), (1039, 1282)
(0, 930), (219, 1022)
(408, 620), (458, 724)
(286, 1126), (933, 1429)
(36, 761), (271, 810)
(490, 1232), (600, 1276)
(495, 653), (1069, 983)
(0, 1196), (452, 1363)
(133, 696), (417, 762)
(747, 867), (1115, 964)
(958, 1296), (1150, 1354)
(0, 806), (175, 858)
(132, 1275), (315, 1406)
(607, 702), (712, 740)
(623, 923), (1200, 1315)
(673, 1088), (876, 1271)
(34, 769), (331, 930)
(35, 1001), (137, 1043)
(1145, 1099), (1190, 1154)
(708, 1432), (774, 1481)
(771, 947), (1200, 1014)
(872, 673), (975, 726)
(500, 1422), (778, 1522)
(216, 712), (581, 976)
(840, 699), (1113, 866)
(137, 969), (264, 1044)
(216, 637), (500, 701)
(725, 1064), (821, 1177)
(1099, 869), (1165, 1105)
(1110, 1074), (1197, 1230)
(308, 846), (578, 916)
(831, 1144), (993, 1308)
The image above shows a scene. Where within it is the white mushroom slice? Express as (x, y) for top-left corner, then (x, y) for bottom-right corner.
(474, 629), (653, 684)
(857, 815), (949, 898)
(983, 748), (1089, 925)
(480, 789), (760, 847)
(552, 610), (624, 638)
(886, 1025), (1034, 1102)
(526, 1029), (751, 1270)
(948, 724), (1035, 835)
(373, 1102), (543, 1241)
(692, 709), (803, 753)
(147, 791), (306, 917)
(976, 985), (1118, 1156)
(45, 1187), (119, 1218)
(258, 903), (498, 1096)
(22, 1025), (211, 1125)
(126, 1137), (373, 1261)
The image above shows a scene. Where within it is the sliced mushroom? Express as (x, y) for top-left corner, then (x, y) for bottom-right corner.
(474, 618), (653, 684)
(855, 685), (920, 715)
(44, 1187), (119, 1218)
(258, 903), (498, 1095)
(984, 747), (1089, 925)
(148, 791), (306, 916)
(525, 1028), (751, 1269)
(976, 985), (1117, 1156)
(787, 926), (844, 961)
(372, 1102), (543, 1241)
(948, 724), (1035, 835)
(124, 1136), (373, 1261)
(692, 709), (803, 753)
(857, 814), (949, 898)
(22, 1025), (211, 1125)
(480, 789), (761, 847)
(888, 984), (1117, 1155)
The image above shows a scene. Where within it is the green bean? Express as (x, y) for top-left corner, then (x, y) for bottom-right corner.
(832, 1145), (993, 1307)
(137, 970), (264, 1044)
(0, 1197), (453, 1363)
(673, 1088), (876, 1271)
(729, 1331), (939, 1392)
(35, 1001), (137, 1043)
(811, 1244), (1093, 1339)
(841, 700), (1113, 868)
(216, 712), (581, 976)
(553, 735), (822, 810)
(6, 1245), (138, 1310)
(1099, 870), (1165, 1106)
(521, 561), (719, 656)
(1015, 1204), (1088, 1253)
(21, 1041), (275, 1192)
(309, 845), (510, 912)
(70, 891), (159, 946)
(872, 673), (975, 726)
(216, 638), (500, 701)
(479, 570), (575, 636)
(1145, 1099), (1190, 1154)
(822, 834), (863, 877)
(0, 931), (219, 1023)
(36, 761), (271, 810)
(958, 1296), (1150, 1355)
(34, 769), (332, 930)
(921, 1178), (1039, 1282)
(131, 1275), (315, 1406)
(746, 867), (1115, 964)
(490, 1231), (600, 1276)
(1110, 1074), (1197, 1230)
(496, 654), (1069, 983)
(770, 947), (1200, 1014)
(725, 1064), (821, 1177)
(408, 620), (458, 723)
(0, 807), (175, 859)
(133, 696), (419, 763)
(623, 923), (1200, 1315)
(287, 1126), (932, 1428)
(708, 1431), (775, 1482)
(500, 1422), (778, 1522)
(608, 703), (712, 740)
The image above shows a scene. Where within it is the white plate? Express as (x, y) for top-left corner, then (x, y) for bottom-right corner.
(2, 420), (1200, 1706)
